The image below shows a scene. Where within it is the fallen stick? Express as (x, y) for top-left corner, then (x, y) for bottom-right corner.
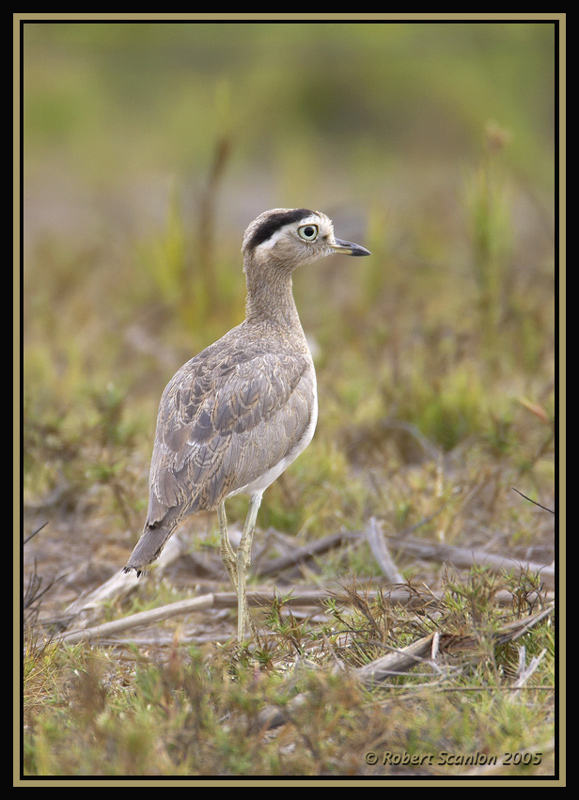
(388, 534), (554, 589)
(255, 530), (359, 577)
(57, 587), (427, 645)
(59, 593), (218, 645)
(365, 517), (405, 584)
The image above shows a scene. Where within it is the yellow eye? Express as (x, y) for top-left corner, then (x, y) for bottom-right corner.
(297, 224), (319, 242)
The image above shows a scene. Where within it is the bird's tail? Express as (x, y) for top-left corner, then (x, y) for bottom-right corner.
(123, 523), (175, 575)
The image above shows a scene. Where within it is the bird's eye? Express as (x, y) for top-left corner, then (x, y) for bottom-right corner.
(297, 224), (319, 242)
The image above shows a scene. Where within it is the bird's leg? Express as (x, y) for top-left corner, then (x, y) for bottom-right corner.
(236, 493), (262, 642)
(218, 501), (238, 592)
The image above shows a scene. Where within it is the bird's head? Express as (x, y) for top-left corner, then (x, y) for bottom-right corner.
(242, 208), (371, 273)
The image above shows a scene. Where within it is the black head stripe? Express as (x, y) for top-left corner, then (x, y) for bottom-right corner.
(247, 208), (314, 251)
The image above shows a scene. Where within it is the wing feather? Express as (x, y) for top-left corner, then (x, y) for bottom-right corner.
(146, 333), (315, 528)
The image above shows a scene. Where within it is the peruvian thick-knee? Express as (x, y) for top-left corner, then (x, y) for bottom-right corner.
(124, 208), (371, 640)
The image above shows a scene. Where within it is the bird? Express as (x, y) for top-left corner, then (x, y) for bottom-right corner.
(124, 208), (371, 641)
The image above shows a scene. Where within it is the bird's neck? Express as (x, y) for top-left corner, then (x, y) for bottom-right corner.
(244, 262), (302, 330)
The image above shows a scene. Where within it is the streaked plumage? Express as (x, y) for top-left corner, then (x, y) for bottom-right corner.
(124, 208), (370, 640)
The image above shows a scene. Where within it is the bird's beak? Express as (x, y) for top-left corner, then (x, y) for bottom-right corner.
(330, 238), (372, 257)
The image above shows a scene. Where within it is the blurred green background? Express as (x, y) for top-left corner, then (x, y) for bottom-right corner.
(22, 19), (556, 547)
(23, 21), (555, 235)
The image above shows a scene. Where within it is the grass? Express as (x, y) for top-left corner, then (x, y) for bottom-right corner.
(19, 20), (558, 783)
(22, 569), (555, 778)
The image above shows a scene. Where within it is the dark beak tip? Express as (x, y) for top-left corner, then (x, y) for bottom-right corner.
(333, 239), (372, 257)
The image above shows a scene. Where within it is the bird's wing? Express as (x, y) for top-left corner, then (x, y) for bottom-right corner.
(145, 342), (315, 527)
